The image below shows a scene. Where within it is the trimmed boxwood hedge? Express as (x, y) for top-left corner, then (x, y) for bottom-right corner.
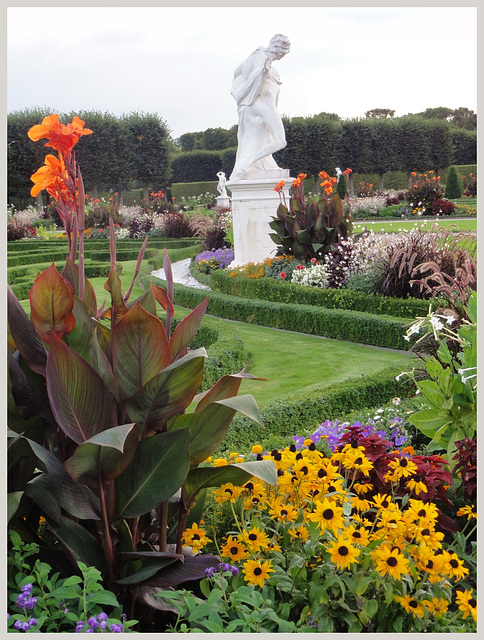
(221, 366), (415, 451)
(210, 270), (430, 319)
(150, 280), (415, 350)
(148, 244), (204, 269)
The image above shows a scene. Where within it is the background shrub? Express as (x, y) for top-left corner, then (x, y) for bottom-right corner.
(444, 165), (464, 199)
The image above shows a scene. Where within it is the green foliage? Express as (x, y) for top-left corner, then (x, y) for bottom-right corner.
(444, 165), (464, 199)
(210, 269), (430, 318)
(222, 365), (414, 466)
(336, 174), (348, 199)
(270, 177), (352, 262)
(171, 150), (223, 183)
(7, 531), (136, 633)
(8, 235), (274, 600)
(451, 130), (477, 165)
(171, 180), (219, 202)
(160, 282), (416, 350)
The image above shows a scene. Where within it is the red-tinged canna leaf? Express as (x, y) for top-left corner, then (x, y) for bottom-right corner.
(8, 353), (53, 422)
(7, 491), (23, 523)
(103, 269), (128, 322)
(128, 287), (157, 316)
(29, 263), (76, 343)
(116, 555), (181, 585)
(7, 285), (47, 375)
(46, 335), (118, 444)
(126, 349), (206, 436)
(62, 257), (97, 313)
(169, 394), (264, 467)
(194, 372), (267, 413)
(65, 297), (97, 361)
(124, 234), (149, 303)
(141, 554), (221, 589)
(182, 460), (277, 509)
(89, 331), (119, 401)
(26, 438), (100, 520)
(150, 283), (174, 319)
(169, 297), (209, 362)
(111, 302), (171, 401)
(115, 428), (190, 519)
(64, 424), (139, 481)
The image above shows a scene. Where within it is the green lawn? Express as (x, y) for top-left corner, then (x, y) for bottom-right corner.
(354, 218), (477, 234)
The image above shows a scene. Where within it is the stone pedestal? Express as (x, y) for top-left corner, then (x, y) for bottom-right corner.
(226, 169), (291, 267)
(216, 195), (231, 208)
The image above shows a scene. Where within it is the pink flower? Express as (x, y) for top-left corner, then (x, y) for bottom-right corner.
(296, 264), (305, 270)
(310, 258), (317, 263)
(279, 272), (287, 279)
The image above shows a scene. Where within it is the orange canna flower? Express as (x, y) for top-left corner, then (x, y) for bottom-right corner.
(28, 114), (92, 157)
(292, 178), (301, 188)
(297, 173), (307, 180)
(274, 180), (285, 193)
(30, 154), (67, 197)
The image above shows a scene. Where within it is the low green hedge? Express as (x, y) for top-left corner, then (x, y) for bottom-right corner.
(148, 244), (204, 269)
(87, 248), (159, 262)
(171, 181), (219, 201)
(148, 280), (415, 350)
(188, 260), (212, 286)
(221, 366), (415, 451)
(210, 271), (430, 318)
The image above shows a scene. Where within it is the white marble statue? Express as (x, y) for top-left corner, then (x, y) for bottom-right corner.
(335, 167), (342, 178)
(216, 171), (228, 198)
(229, 34), (291, 182)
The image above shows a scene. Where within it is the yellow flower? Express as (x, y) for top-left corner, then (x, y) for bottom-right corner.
(242, 559), (274, 587)
(455, 589), (477, 623)
(353, 481), (373, 495)
(307, 497), (345, 534)
(342, 449), (373, 476)
(394, 595), (425, 618)
(181, 523), (211, 553)
(406, 477), (428, 495)
(350, 496), (371, 512)
(442, 551), (469, 581)
(288, 525), (310, 542)
(387, 456), (418, 479)
(240, 526), (270, 552)
(212, 483), (242, 504)
(422, 597), (449, 617)
(456, 505), (477, 520)
(326, 536), (360, 570)
(220, 535), (249, 562)
(269, 500), (299, 523)
(252, 444), (263, 454)
(212, 458), (228, 467)
(344, 524), (370, 547)
(372, 544), (410, 580)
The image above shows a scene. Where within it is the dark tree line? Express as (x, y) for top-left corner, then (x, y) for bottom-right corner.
(8, 109), (171, 208)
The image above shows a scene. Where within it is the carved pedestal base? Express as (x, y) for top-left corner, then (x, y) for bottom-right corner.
(226, 171), (291, 267)
(216, 195), (231, 208)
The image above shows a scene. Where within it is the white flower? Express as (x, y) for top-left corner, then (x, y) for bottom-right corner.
(430, 316), (444, 332)
(446, 316), (455, 325)
(392, 397), (401, 406)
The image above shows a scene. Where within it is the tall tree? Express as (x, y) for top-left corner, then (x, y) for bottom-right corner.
(450, 107), (477, 130)
(394, 116), (432, 181)
(124, 111), (172, 202)
(451, 128), (477, 165)
(366, 118), (399, 189)
(365, 108), (395, 119)
(176, 131), (204, 152)
(337, 119), (373, 195)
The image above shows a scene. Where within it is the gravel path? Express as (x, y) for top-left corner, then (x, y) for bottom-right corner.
(151, 258), (210, 290)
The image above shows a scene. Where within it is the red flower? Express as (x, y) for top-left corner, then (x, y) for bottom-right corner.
(279, 272), (287, 279)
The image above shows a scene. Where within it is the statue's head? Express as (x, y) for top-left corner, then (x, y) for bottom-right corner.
(268, 34), (290, 59)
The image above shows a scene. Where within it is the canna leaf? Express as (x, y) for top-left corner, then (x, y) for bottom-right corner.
(103, 269), (128, 321)
(26, 438), (100, 520)
(194, 371), (266, 413)
(46, 335), (118, 444)
(126, 349), (206, 436)
(111, 302), (172, 401)
(116, 555), (181, 585)
(150, 283), (174, 320)
(115, 428), (190, 519)
(141, 554), (221, 589)
(65, 296), (97, 361)
(24, 474), (62, 523)
(29, 263), (76, 343)
(182, 460), (277, 508)
(7, 285), (47, 375)
(62, 256), (97, 313)
(7, 491), (23, 523)
(64, 423), (139, 481)
(169, 297), (209, 361)
(50, 515), (106, 577)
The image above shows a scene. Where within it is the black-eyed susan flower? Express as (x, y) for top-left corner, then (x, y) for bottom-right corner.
(242, 559), (274, 587)
(442, 551), (469, 581)
(455, 589), (477, 623)
(394, 595), (425, 618)
(353, 481), (373, 495)
(344, 524), (370, 547)
(350, 495), (371, 513)
(405, 476), (428, 496)
(372, 544), (410, 580)
(422, 596), (449, 617)
(307, 497), (344, 534)
(342, 449), (373, 476)
(414, 526), (444, 549)
(415, 546), (445, 583)
(268, 500), (299, 523)
(220, 535), (249, 562)
(288, 524), (310, 542)
(181, 523), (211, 553)
(240, 526), (270, 552)
(456, 505), (477, 520)
(407, 499), (439, 526)
(326, 536), (360, 570)
(372, 493), (393, 511)
(387, 456), (418, 479)
(212, 483), (242, 504)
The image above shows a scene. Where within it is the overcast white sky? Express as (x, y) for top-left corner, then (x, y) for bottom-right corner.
(7, 5), (478, 141)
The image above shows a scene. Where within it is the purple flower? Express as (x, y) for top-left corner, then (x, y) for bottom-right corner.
(110, 623), (124, 633)
(97, 612), (108, 622)
(87, 616), (99, 629)
(22, 621), (31, 631)
(99, 621), (108, 630)
(86, 629), (94, 633)
(21, 584), (33, 593)
(24, 597), (37, 610)
(75, 620), (85, 632)
(29, 618), (37, 627)
(230, 565), (239, 576)
(14, 620), (23, 630)
(204, 566), (216, 578)
(218, 562), (231, 572)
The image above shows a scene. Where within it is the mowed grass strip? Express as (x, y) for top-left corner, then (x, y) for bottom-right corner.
(354, 218), (477, 234)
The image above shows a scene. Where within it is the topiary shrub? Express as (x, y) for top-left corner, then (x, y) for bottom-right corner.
(444, 165), (464, 199)
(336, 174), (348, 200)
